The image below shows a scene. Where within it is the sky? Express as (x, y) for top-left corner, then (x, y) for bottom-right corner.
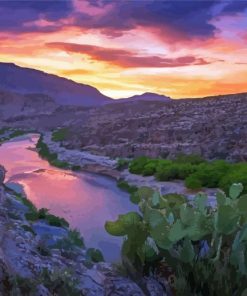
(0, 0), (247, 99)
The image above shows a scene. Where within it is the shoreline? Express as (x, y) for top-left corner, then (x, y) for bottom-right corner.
(42, 132), (218, 203)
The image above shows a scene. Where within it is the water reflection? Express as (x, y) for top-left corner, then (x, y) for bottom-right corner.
(0, 134), (136, 261)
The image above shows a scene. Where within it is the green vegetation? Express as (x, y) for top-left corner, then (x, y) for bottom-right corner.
(117, 180), (138, 194)
(0, 128), (28, 144)
(105, 184), (247, 295)
(36, 135), (70, 169)
(71, 165), (81, 171)
(10, 268), (81, 296)
(52, 127), (69, 142)
(25, 206), (69, 228)
(86, 248), (104, 263)
(116, 158), (130, 170)
(52, 229), (84, 259)
(21, 225), (36, 236)
(128, 155), (247, 193)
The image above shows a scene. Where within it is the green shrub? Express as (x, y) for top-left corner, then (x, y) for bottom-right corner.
(194, 160), (231, 188)
(21, 225), (36, 236)
(117, 180), (138, 194)
(68, 229), (84, 248)
(25, 211), (39, 221)
(105, 184), (247, 295)
(50, 159), (70, 169)
(46, 214), (69, 228)
(129, 156), (150, 174)
(117, 158), (130, 170)
(142, 160), (158, 176)
(38, 208), (49, 219)
(185, 175), (202, 189)
(52, 128), (69, 142)
(86, 248), (104, 263)
(71, 165), (81, 171)
(219, 165), (247, 194)
(174, 153), (205, 165)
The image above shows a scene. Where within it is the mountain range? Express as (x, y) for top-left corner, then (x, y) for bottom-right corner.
(0, 62), (171, 107)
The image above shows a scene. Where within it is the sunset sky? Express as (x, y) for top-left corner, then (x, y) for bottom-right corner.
(0, 0), (247, 99)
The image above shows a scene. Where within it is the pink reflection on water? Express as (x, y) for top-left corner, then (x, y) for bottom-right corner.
(0, 134), (136, 261)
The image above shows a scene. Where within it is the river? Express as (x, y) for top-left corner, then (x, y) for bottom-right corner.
(0, 134), (137, 261)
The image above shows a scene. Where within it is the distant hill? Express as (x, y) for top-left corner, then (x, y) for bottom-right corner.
(117, 92), (171, 103)
(0, 90), (58, 120)
(0, 63), (112, 107)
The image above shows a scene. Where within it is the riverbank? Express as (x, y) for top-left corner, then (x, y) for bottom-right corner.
(0, 165), (166, 295)
(42, 132), (218, 203)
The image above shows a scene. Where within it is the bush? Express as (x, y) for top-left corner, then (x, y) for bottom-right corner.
(219, 165), (247, 194)
(46, 214), (69, 228)
(52, 128), (69, 142)
(25, 211), (39, 221)
(129, 156), (150, 174)
(71, 165), (81, 171)
(117, 158), (130, 170)
(68, 229), (84, 248)
(174, 153), (205, 165)
(142, 160), (158, 176)
(117, 180), (138, 194)
(86, 248), (104, 263)
(185, 175), (202, 189)
(194, 160), (231, 188)
(50, 159), (70, 169)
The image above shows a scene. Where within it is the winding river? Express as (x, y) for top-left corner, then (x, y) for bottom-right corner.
(0, 134), (137, 262)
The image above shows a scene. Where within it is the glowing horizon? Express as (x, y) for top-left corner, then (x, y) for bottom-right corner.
(0, 0), (247, 99)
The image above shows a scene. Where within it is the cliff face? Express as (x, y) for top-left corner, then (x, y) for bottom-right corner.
(59, 93), (247, 161)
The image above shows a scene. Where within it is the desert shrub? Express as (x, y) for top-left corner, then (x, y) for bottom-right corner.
(185, 175), (203, 189)
(68, 229), (84, 248)
(52, 128), (69, 142)
(38, 208), (49, 219)
(129, 156), (150, 174)
(194, 160), (231, 188)
(105, 184), (247, 295)
(50, 159), (70, 169)
(117, 158), (130, 170)
(25, 211), (39, 221)
(219, 164), (247, 194)
(71, 165), (81, 171)
(8, 130), (26, 139)
(117, 180), (138, 194)
(46, 214), (69, 228)
(86, 248), (104, 263)
(142, 160), (159, 176)
(21, 225), (36, 236)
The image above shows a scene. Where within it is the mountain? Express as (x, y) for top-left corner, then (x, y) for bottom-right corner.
(117, 92), (171, 103)
(0, 90), (58, 120)
(0, 63), (112, 107)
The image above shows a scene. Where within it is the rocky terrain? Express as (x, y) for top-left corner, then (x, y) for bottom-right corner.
(1, 92), (247, 161)
(50, 93), (247, 161)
